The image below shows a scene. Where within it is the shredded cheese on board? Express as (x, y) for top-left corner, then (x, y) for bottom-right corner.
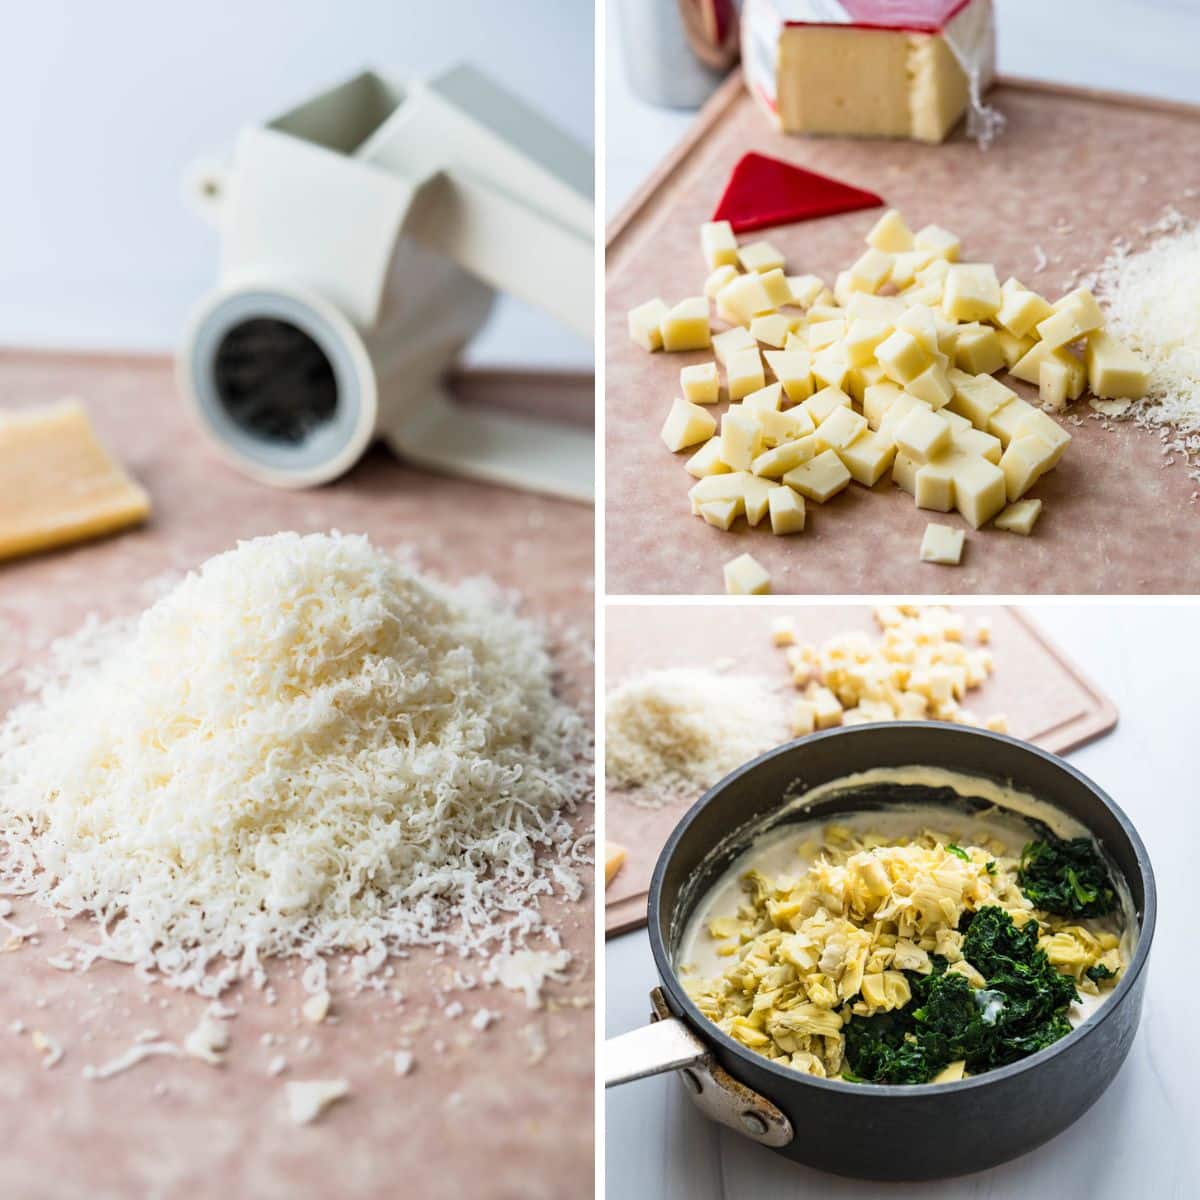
(0, 532), (589, 998)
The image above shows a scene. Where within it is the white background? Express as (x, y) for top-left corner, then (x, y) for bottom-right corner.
(0, 0), (594, 368)
(606, 605), (1199, 1198)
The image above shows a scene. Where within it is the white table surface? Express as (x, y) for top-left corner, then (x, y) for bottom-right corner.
(604, 605), (1197, 1198)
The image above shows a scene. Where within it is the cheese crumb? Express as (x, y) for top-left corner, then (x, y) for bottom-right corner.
(285, 1079), (350, 1125)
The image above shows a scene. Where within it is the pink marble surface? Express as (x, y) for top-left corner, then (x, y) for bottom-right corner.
(605, 82), (1200, 595)
(0, 352), (594, 1200)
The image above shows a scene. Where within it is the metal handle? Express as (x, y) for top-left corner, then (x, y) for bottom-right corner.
(604, 989), (794, 1148)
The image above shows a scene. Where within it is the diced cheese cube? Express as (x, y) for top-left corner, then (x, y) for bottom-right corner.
(895, 408), (950, 463)
(768, 486), (807, 535)
(1037, 288), (1105, 349)
(701, 220), (739, 269)
(680, 361), (720, 405)
(1038, 359), (1071, 412)
(986, 396), (1039, 446)
(994, 328), (1036, 369)
(688, 472), (746, 513)
(724, 553), (771, 595)
(946, 370), (1017, 429)
(943, 263), (1002, 322)
(698, 498), (739, 530)
(953, 324), (1007, 375)
(839, 430), (897, 487)
(661, 297), (711, 351)
(752, 436), (817, 478)
(738, 240), (786, 274)
(914, 225), (961, 262)
(999, 435), (1057, 501)
(996, 278), (1053, 338)
(985, 714), (1009, 733)
(952, 457), (1007, 529)
(807, 319), (846, 351)
(906, 364), (954, 410)
(1085, 331), (1149, 400)
(920, 523), (965, 565)
(790, 699), (816, 736)
(684, 438), (730, 478)
(896, 305), (940, 354)
(808, 303), (844, 323)
(939, 408), (972, 434)
(783, 449), (851, 503)
(994, 498), (1043, 535)
(916, 256), (951, 301)
(720, 407), (764, 469)
(844, 318), (891, 367)
(846, 293), (905, 324)
(704, 264), (740, 299)
(892, 452), (918, 496)
(950, 426), (1002, 465)
(756, 406), (815, 446)
(845, 362), (886, 404)
(878, 394), (934, 443)
(716, 274), (774, 325)
(759, 268), (795, 310)
(875, 329), (933, 385)
(834, 268), (870, 307)
(787, 274), (827, 308)
(848, 248), (894, 293)
(863, 382), (904, 430)
(742, 382), (784, 415)
(914, 452), (968, 512)
(727, 348), (766, 400)
(712, 325), (757, 366)
(811, 344), (851, 391)
(628, 298), (669, 351)
(815, 405), (867, 453)
(772, 617), (797, 646)
(866, 209), (914, 253)
(890, 248), (936, 289)
(739, 474), (774, 525)
(763, 350), (813, 402)
(806, 685), (843, 729)
(660, 397), (718, 452)
(802, 386), (853, 425)
(750, 313), (792, 349)
(1010, 343), (1084, 400)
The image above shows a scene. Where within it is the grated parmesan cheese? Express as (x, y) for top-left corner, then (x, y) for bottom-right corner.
(0, 532), (589, 998)
(605, 668), (785, 802)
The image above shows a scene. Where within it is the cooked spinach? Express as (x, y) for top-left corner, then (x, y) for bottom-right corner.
(843, 907), (1078, 1085)
(945, 843), (969, 861)
(1018, 834), (1118, 918)
(1086, 962), (1117, 984)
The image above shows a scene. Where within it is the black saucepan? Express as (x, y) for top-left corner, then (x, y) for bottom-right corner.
(637, 723), (1155, 1181)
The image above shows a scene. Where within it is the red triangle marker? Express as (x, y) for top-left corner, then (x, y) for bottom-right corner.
(712, 152), (884, 235)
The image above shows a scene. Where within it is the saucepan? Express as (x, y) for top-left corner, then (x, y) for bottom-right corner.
(605, 723), (1155, 1180)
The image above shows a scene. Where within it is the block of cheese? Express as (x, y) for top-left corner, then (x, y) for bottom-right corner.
(768, 485), (807, 534)
(0, 401), (150, 562)
(661, 298), (712, 352)
(920, 522), (965, 565)
(661, 397), (717, 452)
(605, 843), (627, 888)
(743, 0), (996, 144)
(724, 552), (771, 595)
(681, 361), (721, 405)
(628, 298), (669, 351)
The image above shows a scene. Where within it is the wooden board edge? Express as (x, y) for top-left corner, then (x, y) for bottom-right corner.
(605, 72), (1200, 259)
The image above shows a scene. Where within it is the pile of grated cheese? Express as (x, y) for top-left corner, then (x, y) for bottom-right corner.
(1084, 208), (1200, 476)
(605, 668), (785, 802)
(0, 531), (589, 997)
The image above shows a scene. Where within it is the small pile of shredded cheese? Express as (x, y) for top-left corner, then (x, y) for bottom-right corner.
(1084, 207), (1200, 475)
(0, 532), (589, 998)
(605, 667), (785, 801)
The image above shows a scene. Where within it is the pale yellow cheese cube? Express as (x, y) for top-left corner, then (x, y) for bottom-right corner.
(914, 452), (968, 512)
(763, 350), (813, 402)
(772, 617), (797, 646)
(951, 426), (1002, 465)
(739, 474), (774, 526)
(727, 348), (766, 400)
(628, 298), (669, 351)
(811, 344), (851, 391)
(846, 362), (886, 404)
(750, 312), (792, 349)
(807, 318), (846, 352)
(906, 364), (954, 410)
(999, 435), (1057, 501)
(952, 457), (1007, 529)
(661, 297), (711, 351)
(915, 257), (950, 301)
(847, 293), (905, 324)
(742, 382), (784, 414)
(876, 329), (933, 385)
(698, 498), (739, 530)
(684, 438), (730, 478)
(704, 264), (740, 299)
(984, 714), (1009, 733)
(994, 498), (1043, 535)
(790, 699), (817, 736)
(760, 268), (795, 310)
(863, 381), (904, 430)
(808, 303), (845, 323)
(1012, 345), (1084, 401)
(953, 324), (1007, 376)
(784, 331), (807, 352)
(848, 248), (894, 293)
(844, 318), (891, 367)
(783, 449), (851, 503)
(986, 396), (1039, 446)
(815, 405), (867, 453)
(878, 393), (933, 441)
(896, 305), (940, 354)
(1038, 359), (1071, 412)
(806, 685), (843, 728)
(752, 436), (817, 478)
(834, 268), (870, 307)
(724, 553), (771, 595)
(701, 220), (739, 270)
(660, 397), (717, 452)
(1016, 409), (1071, 465)
(866, 209), (913, 253)
(787, 274), (827, 308)
(802, 386), (853, 425)
(890, 247), (936, 289)
(1085, 331), (1149, 400)
(739, 240), (786, 274)
(994, 328), (1036, 369)
(946, 369), (1017, 428)
(768, 486), (807, 535)
(839, 430), (897, 487)
(720, 407), (764, 469)
(920, 523), (965, 565)
(756, 406), (815, 446)
(894, 447), (919, 494)
(943, 263), (1002, 323)
(713, 325), (757, 366)
(895, 407), (951, 463)
(996, 278), (1053, 338)
(1037, 288), (1104, 349)
(688, 473), (746, 513)
(716, 274), (773, 325)
(914, 225), (961, 261)
(681, 361), (720, 405)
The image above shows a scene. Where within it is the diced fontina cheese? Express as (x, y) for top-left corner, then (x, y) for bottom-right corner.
(920, 523), (964, 565)
(994, 499), (1042, 535)
(0, 401), (150, 563)
(701, 221), (739, 270)
(605, 843), (627, 888)
(628, 298), (669, 351)
(724, 552), (771, 595)
(661, 397), (717, 452)
(661, 298), (712, 352)
(681, 361), (721, 405)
